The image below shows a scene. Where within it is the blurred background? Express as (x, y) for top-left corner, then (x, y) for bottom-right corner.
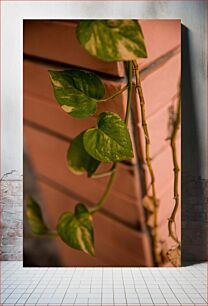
(23, 20), (181, 267)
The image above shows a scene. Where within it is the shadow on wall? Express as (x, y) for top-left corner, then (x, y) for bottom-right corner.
(181, 25), (207, 265)
(23, 149), (61, 267)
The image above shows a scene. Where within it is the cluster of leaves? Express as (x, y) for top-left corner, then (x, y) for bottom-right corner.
(26, 20), (150, 257)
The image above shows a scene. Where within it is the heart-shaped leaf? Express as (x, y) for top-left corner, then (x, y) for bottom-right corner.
(26, 197), (48, 235)
(83, 112), (133, 162)
(76, 20), (147, 61)
(57, 203), (95, 256)
(49, 69), (105, 118)
(67, 132), (100, 177)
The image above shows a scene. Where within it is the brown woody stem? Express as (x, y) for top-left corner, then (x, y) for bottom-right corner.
(133, 60), (161, 266)
(168, 94), (181, 245)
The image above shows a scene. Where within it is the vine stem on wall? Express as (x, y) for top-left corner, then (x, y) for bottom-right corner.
(90, 62), (133, 214)
(132, 60), (161, 266)
(168, 94), (181, 246)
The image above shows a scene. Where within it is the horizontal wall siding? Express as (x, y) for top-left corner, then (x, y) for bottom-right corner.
(38, 181), (152, 267)
(23, 20), (180, 76)
(23, 20), (125, 77)
(24, 125), (144, 227)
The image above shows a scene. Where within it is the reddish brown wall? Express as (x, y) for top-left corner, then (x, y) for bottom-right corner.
(23, 20), (181, 267)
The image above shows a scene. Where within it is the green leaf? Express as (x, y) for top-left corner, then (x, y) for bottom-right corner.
(48, 69), (105, 118)
(26, 197), (48, 235)
(76, 20), (147, 61)
(67, 132), (100, 177)
(57, 203), (95, 256)
(167, 246), (181, 267)
(83, 112), (133, 162)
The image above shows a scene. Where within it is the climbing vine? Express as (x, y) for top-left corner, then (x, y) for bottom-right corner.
(167, 93), (181, 266)
(133, 60), (161, 266)
(26, 19), (181, 266)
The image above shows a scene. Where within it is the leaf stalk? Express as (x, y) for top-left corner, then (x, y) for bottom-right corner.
(98, 85), (129, 103)
(90, 163), (117, 214)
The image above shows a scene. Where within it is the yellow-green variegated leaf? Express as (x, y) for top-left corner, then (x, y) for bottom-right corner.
(49, 69), (105, 118)
(76, 20), (147, 61)
(67, 132), (100, 177)
(83, 112), (133, 162)
(26, 197), (48, 235)
(57, 204), (95, 256)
